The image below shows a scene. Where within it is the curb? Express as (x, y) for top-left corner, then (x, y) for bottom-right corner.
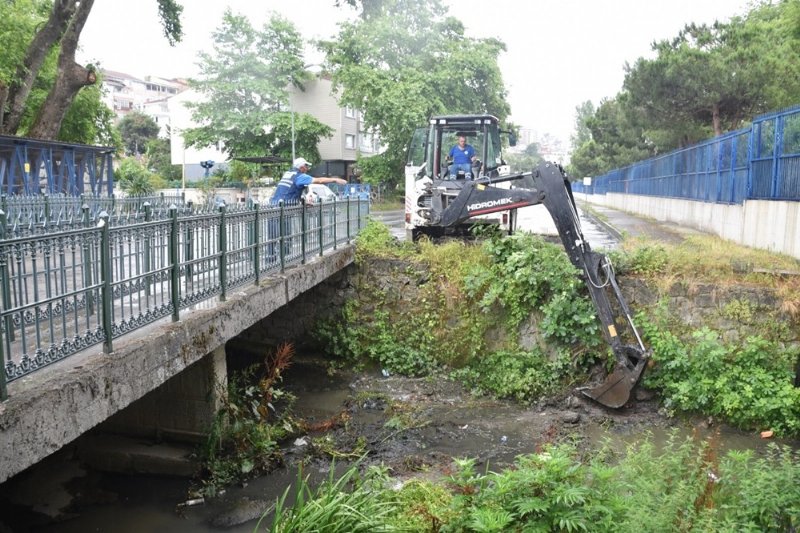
(578, 203), (624, 241)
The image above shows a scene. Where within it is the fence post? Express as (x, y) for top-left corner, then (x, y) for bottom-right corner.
(318, 201), (324, 257)
(185, 201), (194, 291)
(253, 202), (261, 285)
(81, 203), (94, 316)
(170, 205), (180, 322)
(0, 210), (14, 344)
(332, 197), (338, 250)
(219, 203), (227, 302)
(346, 195), (351, 243)
(98, 212), (113, 354)
(143, 202), (152, 300)
(301, 201), (307, 265)
(43, 194), (50, 229)
(279, 201), (286, 273)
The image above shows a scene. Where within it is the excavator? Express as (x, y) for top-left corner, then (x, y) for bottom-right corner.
(404, 114), (650, 408)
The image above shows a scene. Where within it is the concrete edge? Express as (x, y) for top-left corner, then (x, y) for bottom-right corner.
(578, 203), (624, 241)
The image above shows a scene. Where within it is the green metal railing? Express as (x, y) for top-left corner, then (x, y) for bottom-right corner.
(0, 198), (369, 399)
(0, 192), (193, 238)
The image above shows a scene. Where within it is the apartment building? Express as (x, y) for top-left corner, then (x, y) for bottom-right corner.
(289, 76), (381, 180)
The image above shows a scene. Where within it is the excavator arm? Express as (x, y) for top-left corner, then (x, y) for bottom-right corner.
(431, 161), (651, 408)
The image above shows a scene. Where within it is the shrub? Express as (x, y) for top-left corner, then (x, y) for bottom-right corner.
(642, 322), (800, 436)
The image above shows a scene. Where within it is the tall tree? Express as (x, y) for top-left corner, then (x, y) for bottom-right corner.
(570, 100), (595, 152)
(0, 0), (183, 140)
(568, 96), (654, 178)
(118, 111), (160, 155)
(183, 11), (332, 160)
(145, 137), (182, 182)
(322, 0), (510, 185)
(623, 4), (799, 150)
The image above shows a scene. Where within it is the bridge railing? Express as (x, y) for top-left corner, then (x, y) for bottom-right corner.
(573, 105), (800, 204)
(0, 198), (369, 399)
(0, 192), (196, 238)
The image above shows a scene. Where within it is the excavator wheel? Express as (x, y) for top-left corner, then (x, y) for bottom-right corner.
(578, 346), (649, 408)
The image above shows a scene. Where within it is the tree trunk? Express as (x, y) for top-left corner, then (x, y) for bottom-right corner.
(712, 102), (722, 137)
(2, 0), (78, 135)
(0, 81), (7, 128)
(28, 0), (96, 140)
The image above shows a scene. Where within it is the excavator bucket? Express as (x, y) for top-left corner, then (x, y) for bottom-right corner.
(579, 347), (649, 408)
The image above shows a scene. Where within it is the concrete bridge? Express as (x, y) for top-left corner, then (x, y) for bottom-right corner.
(0, 243), (355, 483)
(0, 191), (369, 483)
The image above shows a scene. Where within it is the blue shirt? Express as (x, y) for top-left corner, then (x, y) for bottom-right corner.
(270, 169), (313, 205)
(449, 143), (475, 165)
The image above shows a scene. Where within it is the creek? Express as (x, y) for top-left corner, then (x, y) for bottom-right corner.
(1, 353), (794, 532)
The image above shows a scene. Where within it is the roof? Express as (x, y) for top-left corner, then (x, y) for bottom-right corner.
(233, 156), (291, 165)
(429, 114), (500, 124)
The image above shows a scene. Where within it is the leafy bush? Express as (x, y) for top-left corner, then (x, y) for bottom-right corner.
(354, 219), (406, 263)
(642, 322), (800, 436)
(269, 439), (800, 532)
(451, 348), (570, 403)
(465, 232), (601, 348)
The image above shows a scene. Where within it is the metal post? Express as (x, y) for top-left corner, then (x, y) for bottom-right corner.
(143, 202), (152, 300)
(0, 210), (14, 344)
(346, 195), (351, 243)
(43, 194), (50, 228)
(81, 203), (94, 316)
(185, 201), (194, 291)
(219, 203), (227, 302)
(169, 205), (180, 321)
(318, 201), (324, 257)
(98, 212), (113, 354)
(301, 201), (307, 264)
(253, 202), (261, 285)
(279, 201), (286, 273)
(332, 197), (337, 250)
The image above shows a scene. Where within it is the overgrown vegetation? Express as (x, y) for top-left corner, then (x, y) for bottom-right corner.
(316, 222), (608, 404)
(642, 320), (800, 436)
(196, 343), (297, 497)
(317, 219), (800, 436)
(263, 438), (800, 532)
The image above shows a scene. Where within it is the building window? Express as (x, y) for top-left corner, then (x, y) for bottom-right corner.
(359, 133), (373, 153)
(345, 107), (356, 118)
(345, 134), (356, 149)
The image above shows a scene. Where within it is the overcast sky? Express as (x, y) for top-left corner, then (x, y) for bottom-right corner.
(78, 0), (750, 145)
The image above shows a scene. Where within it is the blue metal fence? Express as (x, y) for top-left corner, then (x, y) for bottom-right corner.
(574, 105), (800, 204)
(0, 135), (115, 197)
(0, 197), (369, 399)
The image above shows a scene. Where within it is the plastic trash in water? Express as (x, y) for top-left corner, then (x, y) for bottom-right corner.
(500, 435), (508, 444)
(381, 369), (390, 377)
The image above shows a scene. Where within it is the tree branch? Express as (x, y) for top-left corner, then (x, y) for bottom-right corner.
(3, 0), (77, 134)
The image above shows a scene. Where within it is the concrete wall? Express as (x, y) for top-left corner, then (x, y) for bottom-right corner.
(0, 246), (355, 483)
(582, 193), (800, 260)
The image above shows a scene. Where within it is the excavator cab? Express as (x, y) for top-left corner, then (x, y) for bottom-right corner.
(404, 114), (651, 407)
(405, 115), (515, 240)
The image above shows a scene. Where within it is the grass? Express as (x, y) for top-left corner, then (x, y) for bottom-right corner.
(369, 199), (404, 211)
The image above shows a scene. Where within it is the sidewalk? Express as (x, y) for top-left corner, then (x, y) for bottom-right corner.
(579, 202), (704, 245)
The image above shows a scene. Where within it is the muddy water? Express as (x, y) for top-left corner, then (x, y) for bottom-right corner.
(4, 356), (795, 532)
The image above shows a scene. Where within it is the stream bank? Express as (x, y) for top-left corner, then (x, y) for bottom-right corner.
(3, 353), (793, 532)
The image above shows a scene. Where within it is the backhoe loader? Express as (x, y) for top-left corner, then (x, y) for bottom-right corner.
(404, 114), (650, 407)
